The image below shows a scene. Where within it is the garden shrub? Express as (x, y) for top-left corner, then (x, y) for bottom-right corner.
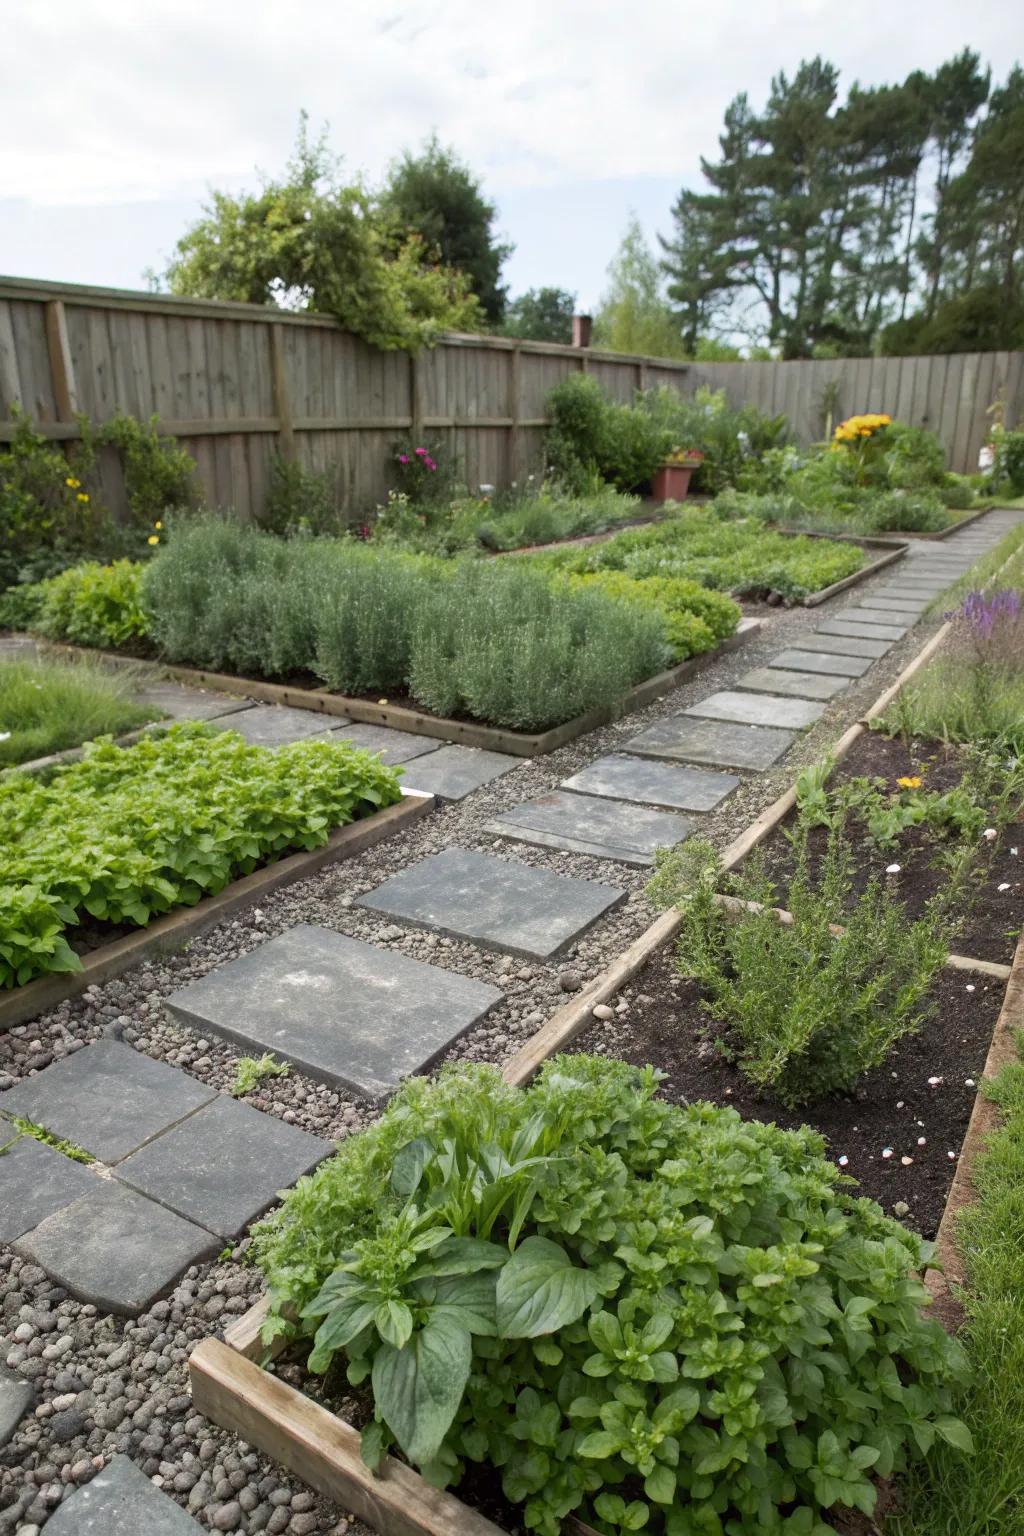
(0, 723), (401, 987)
(996, 429), (1024, 494)
(545, 374), (611, 491)
(940, 474), (976, 511)
(89, 412), (200, 527)
(640, 384), (789, 495)
(0, 409), (102, 589)
(36, 561), (150, 649)
(258, 454), (339, 537)
(650, 823), (964, 1107)
(311, 548), (435, 696)
(251, 1054), (971, 1535)
(564, 570), (739, 659)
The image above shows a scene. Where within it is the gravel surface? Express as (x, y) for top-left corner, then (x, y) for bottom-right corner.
(0, 549), (964, 1534)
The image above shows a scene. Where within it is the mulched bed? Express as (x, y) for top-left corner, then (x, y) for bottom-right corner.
(749, 730), (1024, 964)
(577, 945), (1005, 1238)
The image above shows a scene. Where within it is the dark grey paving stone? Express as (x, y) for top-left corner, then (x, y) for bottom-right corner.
(0, 1041), (216, 1165)
(684, 689), (824, 729)
(793, 632), (892, 659)
(625, 715), (796, 770)
(0, 1133), (97, 1244)
(399, 744), (520, 801)
(0, 1364), (33, 1450)
(771, 649), (874, 678)
(15, 1183), (218, 1316)
(820, 617), (908, 641)
(736, 666), (848, 701)
(334, 722), (441, 765)
(855, 601), (927, 623)
(562, 754), (740, 811)
(44, 1454), (204, 1534)
(873, 583), (945, 598)
(357, 847), (625, 960)
(208, 702), (349, 746)
(166, 924), (502, 1098)
(487, 791), (691, 867)
(114, 1096), (330, 1238)
(137, 682), (253, 723)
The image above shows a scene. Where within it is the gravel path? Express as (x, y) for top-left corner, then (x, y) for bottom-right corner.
(0, 536), (988, 1534)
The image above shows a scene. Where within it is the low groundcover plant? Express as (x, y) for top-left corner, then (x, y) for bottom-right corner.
(252, 1056), (972, 1536)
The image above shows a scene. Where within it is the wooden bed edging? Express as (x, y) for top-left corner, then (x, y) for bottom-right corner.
(0, 793), (433, 1033)
(39, 621), (760, 760)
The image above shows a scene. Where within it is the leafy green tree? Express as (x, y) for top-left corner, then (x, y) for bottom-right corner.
(165, 118), (482, 351)
(502, 287), (577, 343)
(594, 219), (687, 357)
(380, 134), (512, 325)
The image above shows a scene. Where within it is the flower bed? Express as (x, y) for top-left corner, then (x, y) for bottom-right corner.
(0, 654), (157, 767)
(0, 722), (403, 989)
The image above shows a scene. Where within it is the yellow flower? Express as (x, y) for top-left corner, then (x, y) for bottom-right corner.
(154, 520), (163, 530)
(147, 535), (160, 546)
(76, 492), (90, 503)
(65, 476), (81, 489)
(897, 775), (922, 789)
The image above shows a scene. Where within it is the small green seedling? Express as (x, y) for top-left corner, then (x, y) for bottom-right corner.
(231, 1053), (291, 1096)
(11, 1117), (94, 1163)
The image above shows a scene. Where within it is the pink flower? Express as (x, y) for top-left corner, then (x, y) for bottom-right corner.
(414, 447), (427, 457)
(398, 454), (410, 464)
(424, 457), (437, 471)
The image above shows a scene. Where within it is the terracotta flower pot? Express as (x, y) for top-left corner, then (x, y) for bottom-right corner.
(651, 463), (694, 504)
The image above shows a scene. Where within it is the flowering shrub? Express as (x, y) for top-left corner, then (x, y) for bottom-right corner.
(832, 412), (892, 444)
(390, 438), (456, 507)
(252, 1055), (972, 1535)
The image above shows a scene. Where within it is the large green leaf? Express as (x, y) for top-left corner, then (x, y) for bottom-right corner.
(371, 1312), (473, 1466)
(496, 1235), (600, 1339)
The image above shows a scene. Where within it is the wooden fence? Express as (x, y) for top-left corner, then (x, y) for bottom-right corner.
(0, 275), (1020, 522)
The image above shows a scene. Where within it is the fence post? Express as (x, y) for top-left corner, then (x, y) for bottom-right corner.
(509, 344), (522, 484)
(269, 324), (295, 459)
(44, 300), (79, 421)
(410, 351), (425, 443)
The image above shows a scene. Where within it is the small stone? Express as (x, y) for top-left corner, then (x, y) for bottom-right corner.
(917, 1137), (926, 1147)
(558, 971), (583, 993)
(882, 1148), (893, 1159)
(893, 1201), (910, 1217)
(928, 1076), (943, 1087)
(837, 1155), (849, 1167)
(966, 984), (976, 993)
(592, 1004), (614, 1021)
(965, 1078), (976, 1088)
(901, 1155), (914, 1166)
(213, 1501), (242, 1531)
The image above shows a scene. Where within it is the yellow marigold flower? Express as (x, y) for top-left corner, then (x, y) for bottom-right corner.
(65, 476), (81, 489)
(147, 534), (160, 546)
(897, 775), (922, 789)
(76, 492), (90, 503)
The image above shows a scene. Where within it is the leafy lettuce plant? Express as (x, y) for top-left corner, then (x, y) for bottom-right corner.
(251, 1056), (971, 1534)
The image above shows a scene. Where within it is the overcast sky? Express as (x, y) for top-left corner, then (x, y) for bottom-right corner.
(0, 0), (1014, 311)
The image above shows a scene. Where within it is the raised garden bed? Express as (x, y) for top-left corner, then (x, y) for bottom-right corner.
(41, 620), (760, 758)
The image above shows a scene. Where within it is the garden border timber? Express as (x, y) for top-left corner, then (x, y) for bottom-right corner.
(37, 620), (760, 758)
(0, 792), (433, 1034)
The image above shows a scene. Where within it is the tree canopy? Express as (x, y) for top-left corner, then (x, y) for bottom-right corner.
(501, 287), (577, 343)
(593, 219), (689, 358)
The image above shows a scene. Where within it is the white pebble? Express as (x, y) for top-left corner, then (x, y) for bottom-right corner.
(947, 1150), (957, 1160)
(966, 984), (976, 993)
(965, 1078), (976, 1088)
(591, 1003), (614, 1021)
(886, 863), (902, 875)
(896, 1100), (905, 1109)
(928, 1076), (943, 1087)
(901, 1155), (914, 1166)
(882, 1147), (894, 1159)
(983, 828), (997, 842)
(917, 1137), (926, 1146)
(837, 1155), (849, 1167)
(998, 883), (1011, 892)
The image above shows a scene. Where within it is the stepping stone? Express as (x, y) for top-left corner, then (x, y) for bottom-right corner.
(0, 1363), (33, 1450)
(0, 1041), (216, 1164)
(794, 632), (892, 659)
(0, 1133), (96, 1244)
(357, 847), (625, 960)
(736, 666), (848, 701)
(771, 649), (873, 678)
(856, 602), (927, 623)
(562, 754), (740, 811)
(137, 682), (253, 723)
(625, 715), (796, 771)
(399, 744), (520, 801)
(166, 925), (502, 1098)
(15, 1183), (218, 1316)
(487, 791), (691, 867)
(335, 722), (441, 765)
(45, 1454), (204, 1534)
(821, 617), (908, 641)
(209, 702), (349, 746)
(114, 1096), (330, 1238)
(684, 689), (824, 730)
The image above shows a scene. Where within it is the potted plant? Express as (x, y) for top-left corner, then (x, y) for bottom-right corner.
(652, 446), (704, 503)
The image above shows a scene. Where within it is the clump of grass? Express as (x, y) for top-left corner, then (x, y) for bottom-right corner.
(2, 1116), (95, 1163)
(885, 1039), (1024, 1535)
(231, 1053), (291, 1096)
(0, 656), (157, 766)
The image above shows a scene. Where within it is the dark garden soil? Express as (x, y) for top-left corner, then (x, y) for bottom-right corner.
(751, 730), (1024, 964)
(577, 945), (1005, 1238)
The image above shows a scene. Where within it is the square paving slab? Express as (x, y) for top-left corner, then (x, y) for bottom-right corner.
(625, 715), (796, 771)
(0, 1134), (97, 1245)
(735, 666), (848, 701)
(794, 632), (892, 659)
(0, 1364), (33, 1451)
(770, 649), (874, 678)
(209, 702), (349, 746)
(487, 790), (691, 866)
(562, 754), (740, 811)
(335, 722), (441, 765)
(399, 744), (520, 801)
(855, 602), (927, 623)
(45, 1454), (204, 1534)
(137, 682), (253, 723)
(166, 924), (503, 1098)
(684, 689), (824, 730)
(114, 1095), (331, 1238)
(0, 1041), (216, 1164)
(818, 618), (907, 641)
(15, 1182), (218, 1315)
(357, 847), (625, 959)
